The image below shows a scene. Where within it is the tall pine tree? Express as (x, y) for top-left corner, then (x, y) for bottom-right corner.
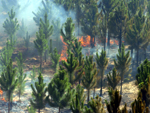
(82, 55), (97, 103)
(96, 49), (108, 96)
(114, 43), (131, 95)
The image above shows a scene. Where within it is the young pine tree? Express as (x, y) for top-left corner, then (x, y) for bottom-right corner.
(34, 23), (48, 72)
(27, 105), (36, 113)
(15, 52), (27, 102)
(61, 17), (76, 55)
(114, 43), (131, 95)
(95, 49), (108, 96)
(40, 13), (53, 62)
(46, 66), (75, 113)
(107, 67), (121, 90)
(62, 52), (79, 87)
(50, 47), (60, 73)
(70, 84), (86, 113)
(82, 55), (97, 103)
(0, 39), (14, 72)
(3, 8), (19, 47)
(30, 72), (47, 113)
(0, 59), (18, 113)
(23, 31), (30, 51)
(71, 39), (84, 84)
(84, 95), (106, 113)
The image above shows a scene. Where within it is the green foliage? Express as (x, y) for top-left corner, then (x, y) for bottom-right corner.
(3, 8), (19, 47)
(96, 49), (108, 96)
(81, 0), (99, 48)
(34, 23), (48, 71)
(105, 89), (122, 113)
(32, 0), (53, 26)
(0, 58), (18, 113)
(108, 1), (128, 52)
(15, 52), (27, 101)
(27, 105), (36, 113)
(30, 72), (47, 112)
(62, 52), (79, 85)
(40, 13), (53, 62)
(70, 93), (84, 113)
(29, 66), (37, 83)
(46, 67), (75, 112)
(50, 47), (60, 73)
(0, 39), (13, 72)
(82, 55), (97, 103)
(61, 17), (76, 55)
(23, 31), (30, 50)
(76, 84), (86, 103)
(84, 95), (106, 113)
(49, 38), (53, 54)
(107, 68), (121, 90)
(125, 7), (146, 67)
(114, 43), (131, 95)
(131, 92), (149, 113)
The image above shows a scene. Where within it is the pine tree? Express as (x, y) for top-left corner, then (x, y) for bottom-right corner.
(70, 84), (86, 113)
(125, 7), (146, 67)
(61, 17), (76, 55)
(62, 52), (79, 86)
(46, 66), (75, 113)
(105, 89), (122, 113)
(84, 95), (106, 113)
(32, 0), (53, 26)
(29, 66), (37, 83)
(0, 39), (13, 72)
(107, 68), (121, 90)
(80, 0), (99, 48)
(23, 31), (30, 51)
(131, 91), (149, 113)
(70, 93), (84, 113)
(50, 47), (60, 73)
(114, 43), (132, 95)
(0, 58), (18, 113)
(52, 19), (61, 49)
(71, 39), (84, 84)
(96, 49), (108, 96)
(40, 13), (53, 62)
(30, 72), (47, 113)
(15, 52), (27, 102)
(108, 1), (128, 52)
(34, 23), (48, 72)
(3, 8), (19, 47)
(82, 55), (97, 103)
(98, 0), (119, 52)
(49, 38), (53, 54)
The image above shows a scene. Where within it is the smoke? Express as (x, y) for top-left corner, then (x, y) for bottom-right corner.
(0, 0), (76, 37)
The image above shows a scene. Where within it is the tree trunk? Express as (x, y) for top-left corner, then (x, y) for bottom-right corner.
(104, 39), (106, 51)
(100, 75), (103, 96)
(131, 49), (133, 69)
(93, 87), (95, 99)
(107, 29), (110, 55)
(136, 49), (139, 67)
(40, 55), (42, 72)
(59, 107), (60, 113)
(38, 108), (40, 113)
(87, 89), (90, 103)
(144, 49), (146, 59)
(44, 50), (47, 62)
(8, 101), (10, 113)
(119, 29), (122, 52)
(120, 75), (123, 95)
